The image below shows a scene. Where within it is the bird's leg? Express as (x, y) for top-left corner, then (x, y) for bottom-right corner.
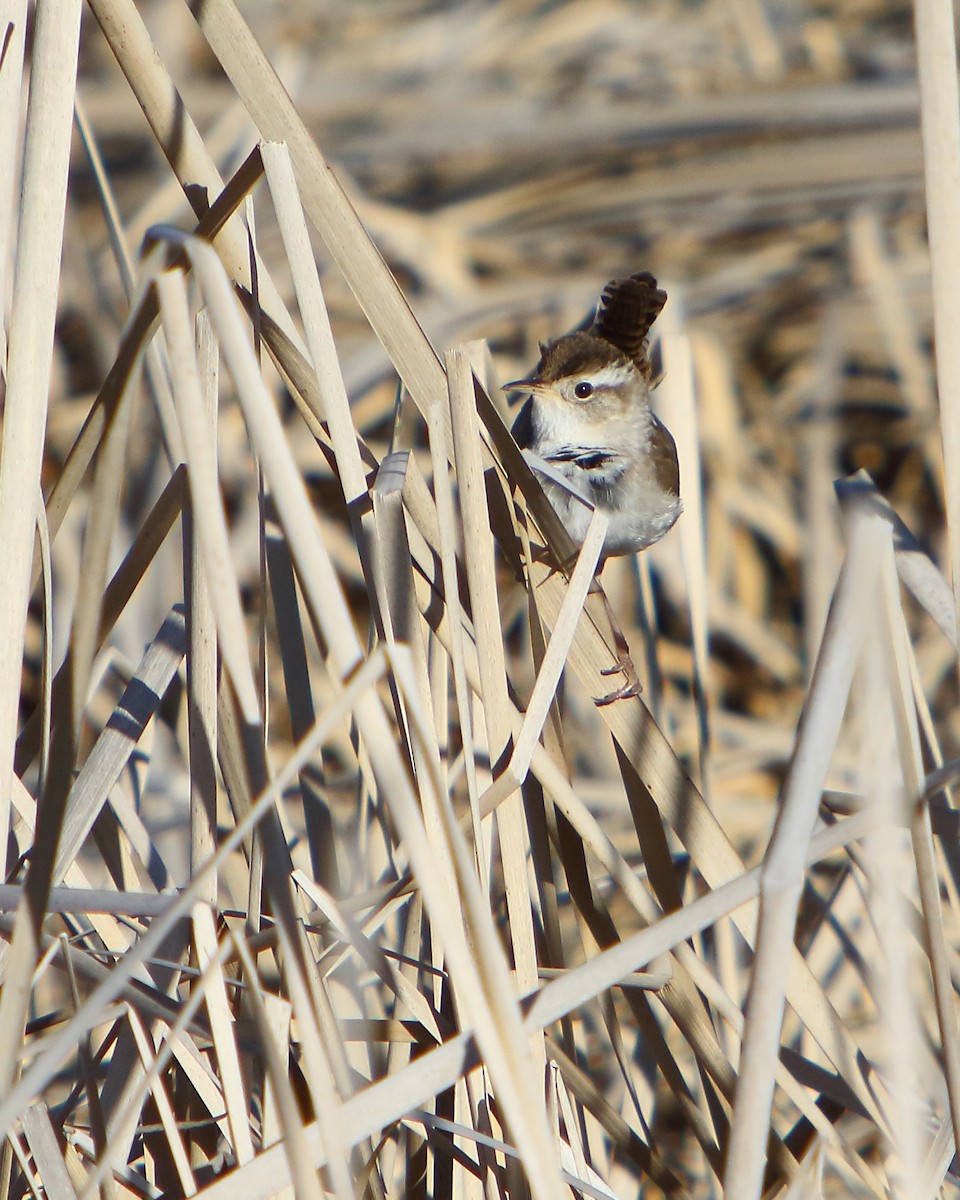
(590, 579), (642, 706)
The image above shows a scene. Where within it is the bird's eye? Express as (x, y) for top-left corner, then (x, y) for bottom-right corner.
(574, 381), (594, 399)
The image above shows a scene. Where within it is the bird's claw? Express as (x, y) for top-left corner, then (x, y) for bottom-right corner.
(594, 657), (642, 706)
(594, 680), (642, 706)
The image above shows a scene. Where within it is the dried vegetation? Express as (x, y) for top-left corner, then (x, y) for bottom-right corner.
(2, 0), (960, 1197)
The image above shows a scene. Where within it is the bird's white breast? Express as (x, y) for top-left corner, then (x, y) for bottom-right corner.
(527, 397), (680, 557)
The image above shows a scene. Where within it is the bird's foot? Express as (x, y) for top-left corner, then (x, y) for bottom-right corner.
(594, 656), (643, 706)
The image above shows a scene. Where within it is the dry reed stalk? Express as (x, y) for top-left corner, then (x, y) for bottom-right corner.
(186, 312), (220, 898)
(0, 0), (84, 1118)
(158, 262), (259, 721)
(0, 0), (27, 367)
(913, 0), (960, 656)
(724, 505), (893, 1200)
(858, 578), (927, 1193)
(446, 346), (542, 1025)
(879, 535), (960, 1161)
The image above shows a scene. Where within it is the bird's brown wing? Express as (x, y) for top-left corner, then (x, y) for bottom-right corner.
(592, 271), (667, 381)
(650, 414), (680, 496)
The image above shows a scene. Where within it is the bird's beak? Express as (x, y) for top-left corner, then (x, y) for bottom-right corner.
(502, 378), (547, 396)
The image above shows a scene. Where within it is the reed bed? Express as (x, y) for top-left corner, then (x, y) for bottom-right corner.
(1, 0), (959, 1197)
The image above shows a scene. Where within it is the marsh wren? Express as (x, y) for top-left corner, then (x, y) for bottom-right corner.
(503, 271), (681, 701)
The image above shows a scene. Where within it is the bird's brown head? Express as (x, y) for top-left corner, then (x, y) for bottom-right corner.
(503, 272), (667, 420)
(503, 332), (647, 421)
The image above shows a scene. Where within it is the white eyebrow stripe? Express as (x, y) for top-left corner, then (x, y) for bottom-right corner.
(575, 363), (633, 389)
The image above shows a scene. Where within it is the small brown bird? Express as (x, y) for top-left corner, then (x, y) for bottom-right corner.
(504, 271), (680, 560)
(503, 271), (681, 701)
